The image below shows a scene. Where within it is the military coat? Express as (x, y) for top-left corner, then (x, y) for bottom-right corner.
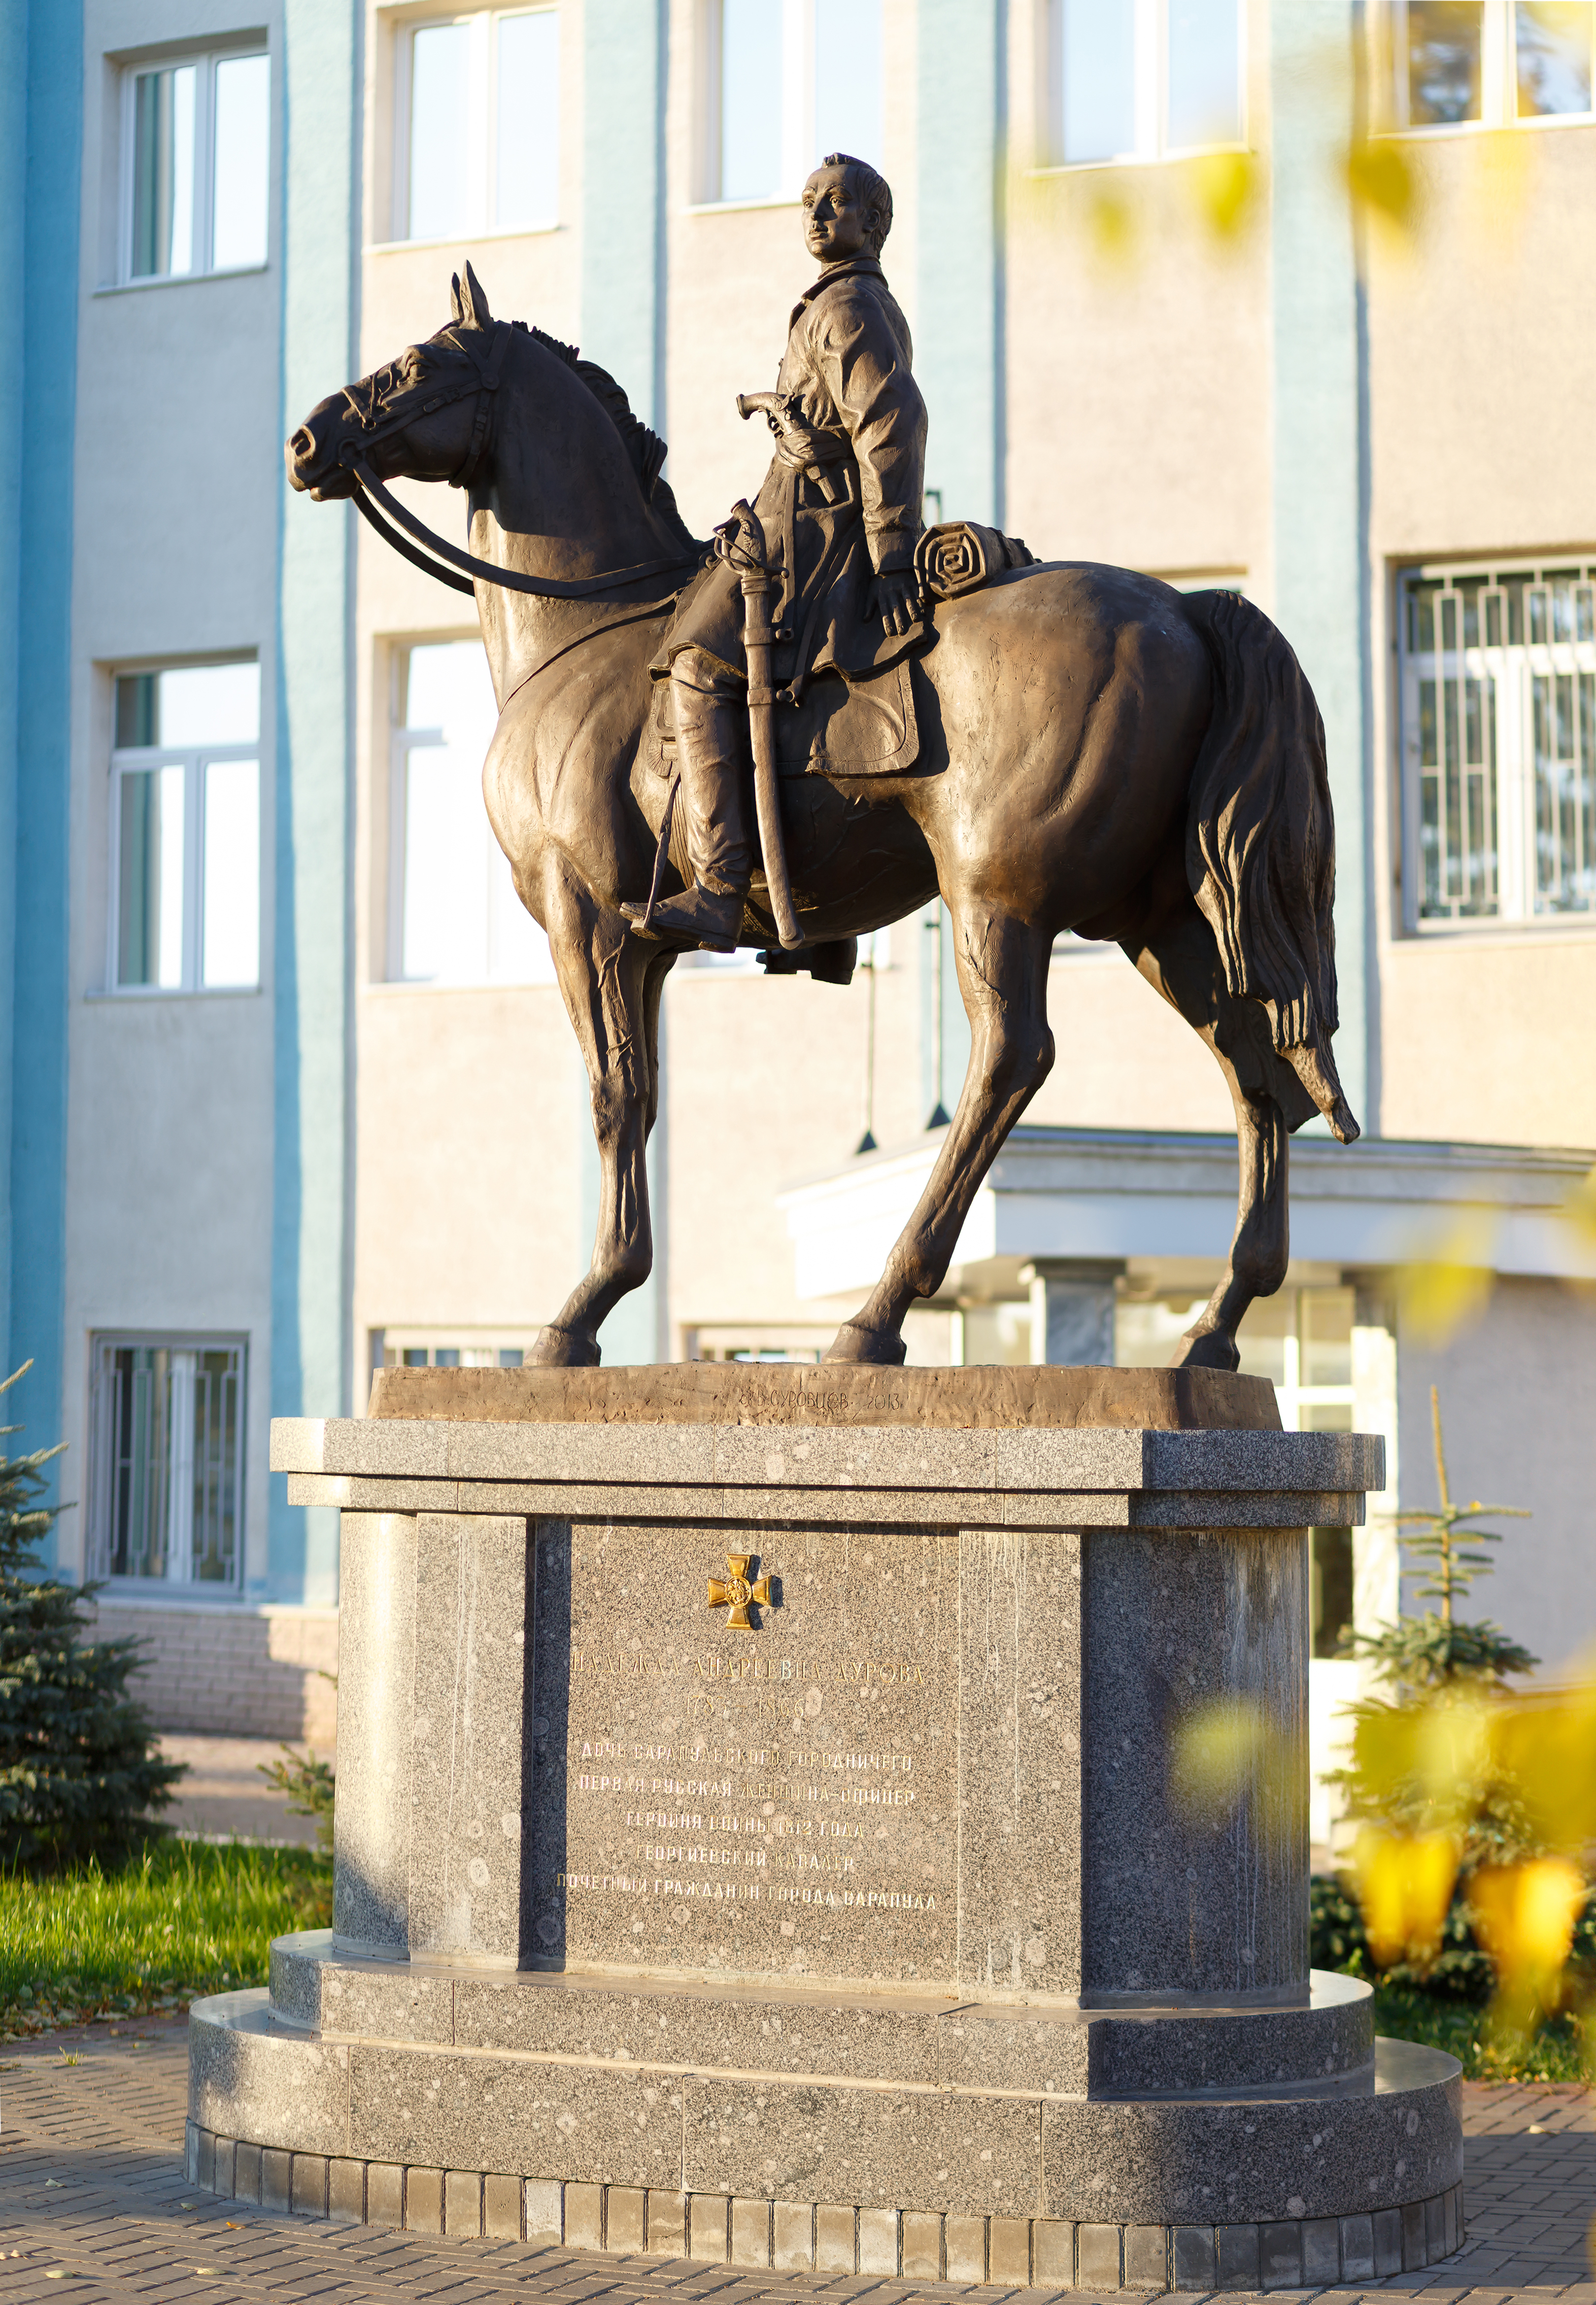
(655, 254), (928, 691)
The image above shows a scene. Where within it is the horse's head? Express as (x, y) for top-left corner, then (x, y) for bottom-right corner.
(286, 262), (511, 501)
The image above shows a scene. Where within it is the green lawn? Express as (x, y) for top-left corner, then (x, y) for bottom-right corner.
(1373, 1985), (1591, 2083)
(0, 1839), (331, 2039)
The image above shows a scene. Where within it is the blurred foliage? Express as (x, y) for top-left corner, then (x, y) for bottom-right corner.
(1345, 136), (1416, 229)
(1313, 1392), (1596, 2052)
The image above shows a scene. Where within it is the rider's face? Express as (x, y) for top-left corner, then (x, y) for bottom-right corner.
(802, 167), (875, 267)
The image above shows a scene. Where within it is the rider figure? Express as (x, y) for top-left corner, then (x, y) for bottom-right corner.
(622, 153), (928, 952)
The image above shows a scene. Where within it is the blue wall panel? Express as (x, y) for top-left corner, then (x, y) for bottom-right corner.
(578, 0), (666, 1362)
(916, 0), (1002, 527)
(270, 0), (362, 1600)
(8, 2), (83, 1539)
(1269, 0), (1370, 1130)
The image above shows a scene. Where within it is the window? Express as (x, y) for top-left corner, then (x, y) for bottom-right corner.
(390, 641), (556, 984)
(1047, 0), (1243, 167)
(88, 1338), (246, 1588)
(1381, 3), (1594, 129)
(706, 0), (883, 205)
(1400, 561), (1596, 926)
(121, 47), (270, 281)
(396, 9), (559, 241)
(111, 663), (261, 992)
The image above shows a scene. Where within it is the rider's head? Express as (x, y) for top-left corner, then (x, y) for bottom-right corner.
(802, 155), (893, 267)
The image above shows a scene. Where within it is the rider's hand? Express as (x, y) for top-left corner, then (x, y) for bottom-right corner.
(867, 569), (921, 637)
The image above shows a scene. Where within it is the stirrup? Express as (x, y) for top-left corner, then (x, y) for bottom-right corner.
(621, 884), (744, 953)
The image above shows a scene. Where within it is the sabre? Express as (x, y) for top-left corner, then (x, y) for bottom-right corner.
(714, 500), (803, 951)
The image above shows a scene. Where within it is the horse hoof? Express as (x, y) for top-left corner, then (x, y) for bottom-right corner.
(529, 1325), (602, 1368)
(822, 1322), (908, 1367)
(1171, 1329), (1240, 1373)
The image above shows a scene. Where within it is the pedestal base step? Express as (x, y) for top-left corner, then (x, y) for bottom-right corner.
(185, 2122), (1466, 2290)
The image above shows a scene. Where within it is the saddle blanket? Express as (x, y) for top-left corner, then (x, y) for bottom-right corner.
(646, 521), (1033, 786)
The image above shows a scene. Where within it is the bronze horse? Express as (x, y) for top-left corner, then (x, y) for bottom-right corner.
(287, 268), (1358, 1372)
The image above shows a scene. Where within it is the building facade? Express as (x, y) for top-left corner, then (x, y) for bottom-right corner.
(2, 0), (1593, 1803)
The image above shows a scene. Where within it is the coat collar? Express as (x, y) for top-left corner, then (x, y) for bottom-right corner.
(789, 254), (887, 330)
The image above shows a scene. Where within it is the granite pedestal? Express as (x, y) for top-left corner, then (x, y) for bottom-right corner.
(186, 1366), (1463, 2287)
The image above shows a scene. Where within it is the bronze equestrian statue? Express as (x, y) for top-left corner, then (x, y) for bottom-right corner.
(286, 153), (1359, 1375)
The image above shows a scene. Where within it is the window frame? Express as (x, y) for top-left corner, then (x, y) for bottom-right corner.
(1374, 1), (1596, 136)
(116, 41), (272, 286)
(385, 636), (558, 987)
(107, 660), (263, 997)
(390, 5), (561, 246)
(1396, 556), (1596, 935)
(1039, 0), (1249, 173)
(87, 1332), (249, 1593)
(695, 0), (885, 210)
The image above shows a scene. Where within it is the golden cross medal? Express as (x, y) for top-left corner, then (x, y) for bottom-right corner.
(707, 1553), (771, 1631)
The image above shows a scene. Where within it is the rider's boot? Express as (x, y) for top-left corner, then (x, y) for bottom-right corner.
(623, 653), (753, 952)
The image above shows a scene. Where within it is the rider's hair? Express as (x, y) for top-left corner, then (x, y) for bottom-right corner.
(821, 153), (892, 253)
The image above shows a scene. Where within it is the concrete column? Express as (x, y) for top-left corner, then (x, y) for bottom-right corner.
(1082, 1524), (1310, 2002)
(1023, 1259), (1123, 1367)
(409, 1513), (536, 1966)
(332, 1513), (416, 1957)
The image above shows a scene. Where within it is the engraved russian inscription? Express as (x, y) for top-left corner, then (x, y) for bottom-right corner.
(530, 1518), (957, 1985)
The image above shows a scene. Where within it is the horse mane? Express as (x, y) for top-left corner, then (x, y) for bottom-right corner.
(523, 322), (703, 557)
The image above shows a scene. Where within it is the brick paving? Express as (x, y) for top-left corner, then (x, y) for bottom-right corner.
(0, 2022), (1590, 2305)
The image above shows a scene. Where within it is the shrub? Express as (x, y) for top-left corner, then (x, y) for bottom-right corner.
(0, 1364), (184, 1867)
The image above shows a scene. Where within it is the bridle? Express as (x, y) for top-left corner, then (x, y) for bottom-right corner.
(331, 317), (704, 606)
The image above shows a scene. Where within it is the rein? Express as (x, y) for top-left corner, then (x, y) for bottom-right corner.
(346, 458), (703, 601)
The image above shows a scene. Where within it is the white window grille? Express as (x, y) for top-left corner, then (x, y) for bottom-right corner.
(1377, 2), (1594, 131)
(704, 0), (883, 206)
(89, 1338), (247, 1588)
(394, 8), (560, 241)
(389, 640), (556, 984)
(1399, 560), (1596, 927)
(110, 662), (261, 992)
(120, 47), (270, 282)
(1046, 0), (1245, 168)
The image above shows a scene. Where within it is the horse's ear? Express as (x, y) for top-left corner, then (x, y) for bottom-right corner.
(459, 261), (493, 330)
(449, 272), (466, 324)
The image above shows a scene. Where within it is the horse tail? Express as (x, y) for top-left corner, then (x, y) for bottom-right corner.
(1182, 589), (1360, 1145)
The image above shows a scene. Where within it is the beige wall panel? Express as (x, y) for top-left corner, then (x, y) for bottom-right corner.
(1366, 131), (1596, 556)
(1400, 1276), (1596, 1678)
(354, 987), (581, 1327)
(665, 204), (808, 533)
(1004, 174), (1269, 576)
(1027, 953), (1235, 1133)
(662, 963), (921, 1329)
(1377, 938), (1596, 1150)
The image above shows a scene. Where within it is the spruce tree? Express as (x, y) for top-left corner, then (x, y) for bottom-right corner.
(0, 1363), (184, 1866)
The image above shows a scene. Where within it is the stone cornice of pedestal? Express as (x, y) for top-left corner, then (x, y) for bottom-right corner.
(270, 1417), (1382, 1531)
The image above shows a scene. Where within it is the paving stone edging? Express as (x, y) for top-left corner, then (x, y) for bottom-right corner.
(185, 2122), (1467, 2290)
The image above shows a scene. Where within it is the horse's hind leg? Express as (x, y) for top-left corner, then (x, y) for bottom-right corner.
(532, 853), (670, 1366)
(827, 902), (1054, 1364)
(1121, 896), (1299, 1373)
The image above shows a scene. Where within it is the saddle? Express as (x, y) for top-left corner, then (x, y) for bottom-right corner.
(645, 520), (1034, 787)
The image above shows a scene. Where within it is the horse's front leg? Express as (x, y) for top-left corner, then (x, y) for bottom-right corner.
(531, 854), (666, 1367)
(827, 900), (1055, 1364)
